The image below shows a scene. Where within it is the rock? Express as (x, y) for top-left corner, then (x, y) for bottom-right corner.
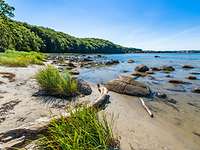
(187, 76), (197, 80)
(105, 60), (120, 65)
(146, 71), (154, 74)
(166, 75), (173, 78)
(182, 65), (194, 69)
(192, 87), (200, 94)
(67, 62), (76, 68)
(105, 76), (151, 97)
(97, 55), (102, 58)
(0, 72), (16, 82)
(131, 71), (147, 77)
(151, 67), (161, 71)
(190, 72), (200, 75)
(156, 92), (167, 99)
(122, 70), (129, 73)
(83, 57), (93, 62)
(0, 81), (5, 85)
(127, 59), (135, 63)
(135, 64), (149, 72)
(70, 69), (80, 75)
(161, 66), (175, 72)
(167, 98), (177, 104)
(169, 79), (190, 84)
(77, 79), (92, 95)
(154, 55), (160, 58)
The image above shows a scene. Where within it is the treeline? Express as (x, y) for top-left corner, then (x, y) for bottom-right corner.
(0, 17), (142, 53)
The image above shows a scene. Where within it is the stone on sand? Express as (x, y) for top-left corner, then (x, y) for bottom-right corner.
(105, 76), (151, 97)
(192, 88), (200, 94)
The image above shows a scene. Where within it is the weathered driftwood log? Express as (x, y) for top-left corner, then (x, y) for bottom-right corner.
(139, 98), (154, 118)
(0, 85), (110, 149)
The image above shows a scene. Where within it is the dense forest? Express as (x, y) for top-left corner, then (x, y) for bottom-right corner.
(0, 0), (142, 53)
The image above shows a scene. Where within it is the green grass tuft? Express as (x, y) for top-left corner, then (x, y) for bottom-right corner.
(36, 65), (77, 97)
(0, 50), (45, 67)
(38, 106), (118, 150)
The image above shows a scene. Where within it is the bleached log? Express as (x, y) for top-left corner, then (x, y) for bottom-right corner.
(139, 98), (154, 118)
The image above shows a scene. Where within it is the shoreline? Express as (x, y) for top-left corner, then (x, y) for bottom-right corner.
(0, 54), (200, 149)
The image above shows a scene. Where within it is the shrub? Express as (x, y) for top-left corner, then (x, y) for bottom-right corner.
(38, 106), (118, 150)
(0, 50), (45, 67)
(36, 65), (77, 97)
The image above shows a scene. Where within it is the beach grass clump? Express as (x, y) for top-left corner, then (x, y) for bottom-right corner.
(0, 50), (45, 67)
(39, 106), (118, 150)
(36, 65), (77, 97)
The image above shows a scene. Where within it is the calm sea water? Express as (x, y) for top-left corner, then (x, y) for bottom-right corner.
(78, 53), (200, 92)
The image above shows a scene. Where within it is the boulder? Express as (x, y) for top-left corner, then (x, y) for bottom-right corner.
(146, 71), (154, 74)
(97, 55), (102, 58)
(192, 88), (200, 94)
(182, 65), (194, 69)
(127, 59), (135, 63)
(77, 79), (92, 95)
(190, 72), (200, 75)
(161, 66), (175, 72)
(83, 58), (93, 62)
(169, 79), (190, 84)
(156, 92), (167, 99)
(151, 67), (161, 71)
(131, 71), (147, 77)
(135, 64), (149, 72)
(166, 75), (173, 78)
(187, 76), (197, 80)
(105, 76), (151, 97)
(67, 62), (76, 68)
(154, 55), (160, 58)
(70, 69), (80, 75)
(105, 60), (120, 65)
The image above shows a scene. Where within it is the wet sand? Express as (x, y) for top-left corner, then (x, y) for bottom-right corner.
(104, 91), (200, 150)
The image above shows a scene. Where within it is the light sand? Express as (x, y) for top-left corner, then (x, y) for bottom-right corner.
(104, 92), (200, 150)
(0, 65), (200, 150)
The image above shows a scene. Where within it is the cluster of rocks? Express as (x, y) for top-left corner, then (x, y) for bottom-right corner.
(49, 55), (121, 72)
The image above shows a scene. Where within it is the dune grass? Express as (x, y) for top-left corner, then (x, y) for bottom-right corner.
(0, 50), (45, 67)
(36, 65), (77, 97)
(38, 106), (118, 150)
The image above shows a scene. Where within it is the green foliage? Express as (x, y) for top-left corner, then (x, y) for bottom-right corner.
(0, 17), (142, 53)
(0, 50), (45, 67)
(0, 17), (43, 51)
(36, 65), (77, 97)
(38, 106), (116, 150)
(0, 0), (15, 18)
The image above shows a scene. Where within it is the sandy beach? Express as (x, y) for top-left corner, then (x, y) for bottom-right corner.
(104, 91), (200, 150)
(0, 60), (200, 149)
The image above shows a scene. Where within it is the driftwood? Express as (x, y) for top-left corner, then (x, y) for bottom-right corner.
(0, 85), (110, 149)
(139, 98), (154, 118)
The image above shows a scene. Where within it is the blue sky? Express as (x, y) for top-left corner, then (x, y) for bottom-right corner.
(7, 0), (200, 50)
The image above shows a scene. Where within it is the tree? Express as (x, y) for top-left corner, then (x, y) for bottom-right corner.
(0, 0), (15, 18)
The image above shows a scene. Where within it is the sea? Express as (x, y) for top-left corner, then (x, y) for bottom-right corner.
(78, 53), (200, 93)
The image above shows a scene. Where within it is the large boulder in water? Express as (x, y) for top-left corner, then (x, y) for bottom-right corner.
(105, 76), (151, 97)
(135, 64), (149, 72)
(161, 66), (175, 72)
(182, 65), (194, 69)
